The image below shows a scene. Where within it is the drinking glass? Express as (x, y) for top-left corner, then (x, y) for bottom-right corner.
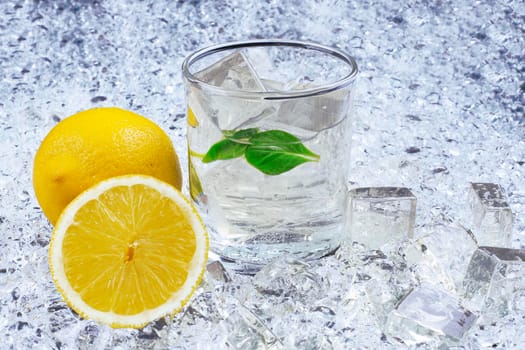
(182, 39), (358, 272)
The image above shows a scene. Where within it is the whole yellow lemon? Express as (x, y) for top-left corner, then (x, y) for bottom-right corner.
(33, 107), (182, 225)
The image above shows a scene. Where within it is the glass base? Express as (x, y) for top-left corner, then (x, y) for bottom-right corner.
(214, 241), (340, 275)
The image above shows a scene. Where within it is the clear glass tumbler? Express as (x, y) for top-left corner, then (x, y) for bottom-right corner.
(182, 40), (358, 272)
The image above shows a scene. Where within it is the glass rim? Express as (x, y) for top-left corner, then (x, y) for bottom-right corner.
(181, 39), (358, 100)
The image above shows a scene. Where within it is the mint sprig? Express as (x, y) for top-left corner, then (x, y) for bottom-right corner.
(201, 128), (320, 175)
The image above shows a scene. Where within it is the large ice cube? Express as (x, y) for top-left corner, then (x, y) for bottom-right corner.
(347, 187), (416, 249)
(191, 51), (276, 131)
(385, 283), (477, 345)
(463, 246), (525, 317)
(467, 183), (513, 247)
(404, 223), (478, 292)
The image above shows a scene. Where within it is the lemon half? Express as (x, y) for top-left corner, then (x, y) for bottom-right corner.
(48, 175), (208, 328)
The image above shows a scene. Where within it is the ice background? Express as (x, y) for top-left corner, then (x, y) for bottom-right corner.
(0, 0), (524, 348)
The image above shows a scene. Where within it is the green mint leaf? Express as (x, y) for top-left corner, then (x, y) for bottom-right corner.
(245, 130), (320, 175)
(226, 128), (259, 142)
(202, 128), (259, 163)
(202, 139), (247, 163)
(201, 128), (320, 175)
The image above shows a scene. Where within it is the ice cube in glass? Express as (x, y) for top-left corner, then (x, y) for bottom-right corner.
(468, 183), (513, 247)
(347, 187), (416, 249)
(276, 85), (350, 133)
(195, 51), (264, 91)
(190, 50), (275, 131)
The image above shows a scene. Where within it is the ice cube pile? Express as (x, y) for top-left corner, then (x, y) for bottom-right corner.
(1, 0), (524, 349)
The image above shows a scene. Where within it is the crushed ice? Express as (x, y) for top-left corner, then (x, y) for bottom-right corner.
(1, 0), (524, 348)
